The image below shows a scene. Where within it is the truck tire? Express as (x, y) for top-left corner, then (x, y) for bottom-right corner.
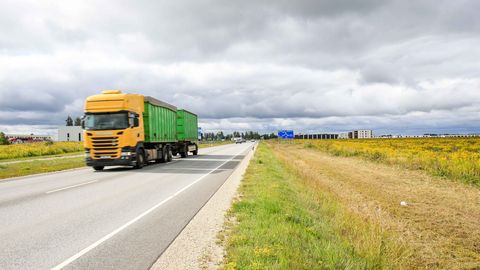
(93, 166), (104, 171)
(167, 146), (173, 162)
(159, 147), (168, 163)
(192, 144), (198, 155)
(180, 145), (188, 158)
(134, 149), (145, 169)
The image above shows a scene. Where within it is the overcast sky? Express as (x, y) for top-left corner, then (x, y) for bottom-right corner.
(1, 0), (479, 135)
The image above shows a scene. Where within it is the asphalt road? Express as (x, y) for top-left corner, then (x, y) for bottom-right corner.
(0, 142), (254, 270)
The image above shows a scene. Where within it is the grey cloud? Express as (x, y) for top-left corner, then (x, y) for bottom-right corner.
(1, 0), (480, 134)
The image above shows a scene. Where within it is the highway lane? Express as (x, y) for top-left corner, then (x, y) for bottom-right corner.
(0, 142), (254, 270)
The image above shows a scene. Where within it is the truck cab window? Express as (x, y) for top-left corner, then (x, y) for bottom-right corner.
(128, 113), (140, 128)
(84, 112), (129, 130)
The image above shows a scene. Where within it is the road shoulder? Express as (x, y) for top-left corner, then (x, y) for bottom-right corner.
(150, 143), (257, 270)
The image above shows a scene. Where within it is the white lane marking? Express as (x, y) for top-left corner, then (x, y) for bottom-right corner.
(51, 145), (250, 270)
(45, 180), (98, 194)
(182, 158), (243, 161)
(162, 167), (229, 171)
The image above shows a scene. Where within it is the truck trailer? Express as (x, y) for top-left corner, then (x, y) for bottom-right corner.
(82, 90), (198, 171)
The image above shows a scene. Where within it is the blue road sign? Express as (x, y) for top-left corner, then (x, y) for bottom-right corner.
(278, 130), (294, 139)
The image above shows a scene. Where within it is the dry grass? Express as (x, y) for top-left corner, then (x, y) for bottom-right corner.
(223, 143), (409, 269)
(271, 142), (480, 269)
(298, 138), (480, 185)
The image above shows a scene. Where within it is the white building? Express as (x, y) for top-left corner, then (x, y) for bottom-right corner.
(58, 126), (84, 142)
(338, 132), (349, 139)
(353, 130), (373, 139)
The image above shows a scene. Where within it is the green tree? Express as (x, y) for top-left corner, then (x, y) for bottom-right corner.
(0, 132), (9, 145)
(216, 131), (225, 140)
(74, 117), (82, 126)
(66, 116), (73, 126)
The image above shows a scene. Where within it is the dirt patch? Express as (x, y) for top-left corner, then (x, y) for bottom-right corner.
(271, 143), (480, 269)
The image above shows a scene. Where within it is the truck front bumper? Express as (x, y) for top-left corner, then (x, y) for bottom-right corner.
(86, 157), (137, 167)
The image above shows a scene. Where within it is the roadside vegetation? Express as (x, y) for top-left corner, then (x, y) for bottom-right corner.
(198, 140), (233, 148)
(222, 142), (409, 269)
(298, 137), (480, 185)
(0, 132), (8, 145)
(0, 157), (85, 179)
(0, 142), (83, 161)
(223, 141), (480, 269)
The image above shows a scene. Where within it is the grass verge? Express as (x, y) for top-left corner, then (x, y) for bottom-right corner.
(198, 141), (233, 148)
(0, 151), (83, 163)
(0, 157), (85, 180)
(222, 142), (408, 269)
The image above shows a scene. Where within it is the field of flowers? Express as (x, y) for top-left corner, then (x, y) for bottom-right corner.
(0, 142), (84, 160)
(298, 138), (480, 185)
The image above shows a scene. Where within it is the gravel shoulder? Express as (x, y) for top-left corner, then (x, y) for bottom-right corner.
(150, 143), (257, 270)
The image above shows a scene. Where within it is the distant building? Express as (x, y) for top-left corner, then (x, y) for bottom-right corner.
(351, 130), (373, 139)
(338, 132), (349, 139)
(294, 133), (339, 139)
(6, 134), (53, 144)
(58, 126), (84, 142)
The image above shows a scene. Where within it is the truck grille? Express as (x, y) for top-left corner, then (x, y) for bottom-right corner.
(91, 136), (120, 159)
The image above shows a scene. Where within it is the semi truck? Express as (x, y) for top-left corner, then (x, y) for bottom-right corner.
(82, 90), (198, 171)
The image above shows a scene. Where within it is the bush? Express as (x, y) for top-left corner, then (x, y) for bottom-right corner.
(0, 132), (9, 145)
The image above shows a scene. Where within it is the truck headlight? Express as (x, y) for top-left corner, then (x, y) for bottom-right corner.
(85, 151), (90, 158)
(121, 152), (132, 156)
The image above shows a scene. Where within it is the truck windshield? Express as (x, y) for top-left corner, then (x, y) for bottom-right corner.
(84, 112), (129, 130)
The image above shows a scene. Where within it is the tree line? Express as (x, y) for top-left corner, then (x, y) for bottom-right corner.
(65, 116), (82, 126)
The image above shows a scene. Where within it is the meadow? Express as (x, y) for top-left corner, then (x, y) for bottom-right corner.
(298, 137), (480, 185)
(0, 142), (84, 160)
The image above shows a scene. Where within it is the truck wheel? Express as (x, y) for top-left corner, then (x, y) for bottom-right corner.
(160, 147), (168, 163)
(192, 144), (198, 155)
(180, 145), (188, 158)
(167, 146), (173, 162)
(93, 166), (104, 171)
(135, 149), (145, 169)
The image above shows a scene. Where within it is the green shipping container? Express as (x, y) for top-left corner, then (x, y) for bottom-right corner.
(176, 109), (198, 141)
(143, 96), (178, 143)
